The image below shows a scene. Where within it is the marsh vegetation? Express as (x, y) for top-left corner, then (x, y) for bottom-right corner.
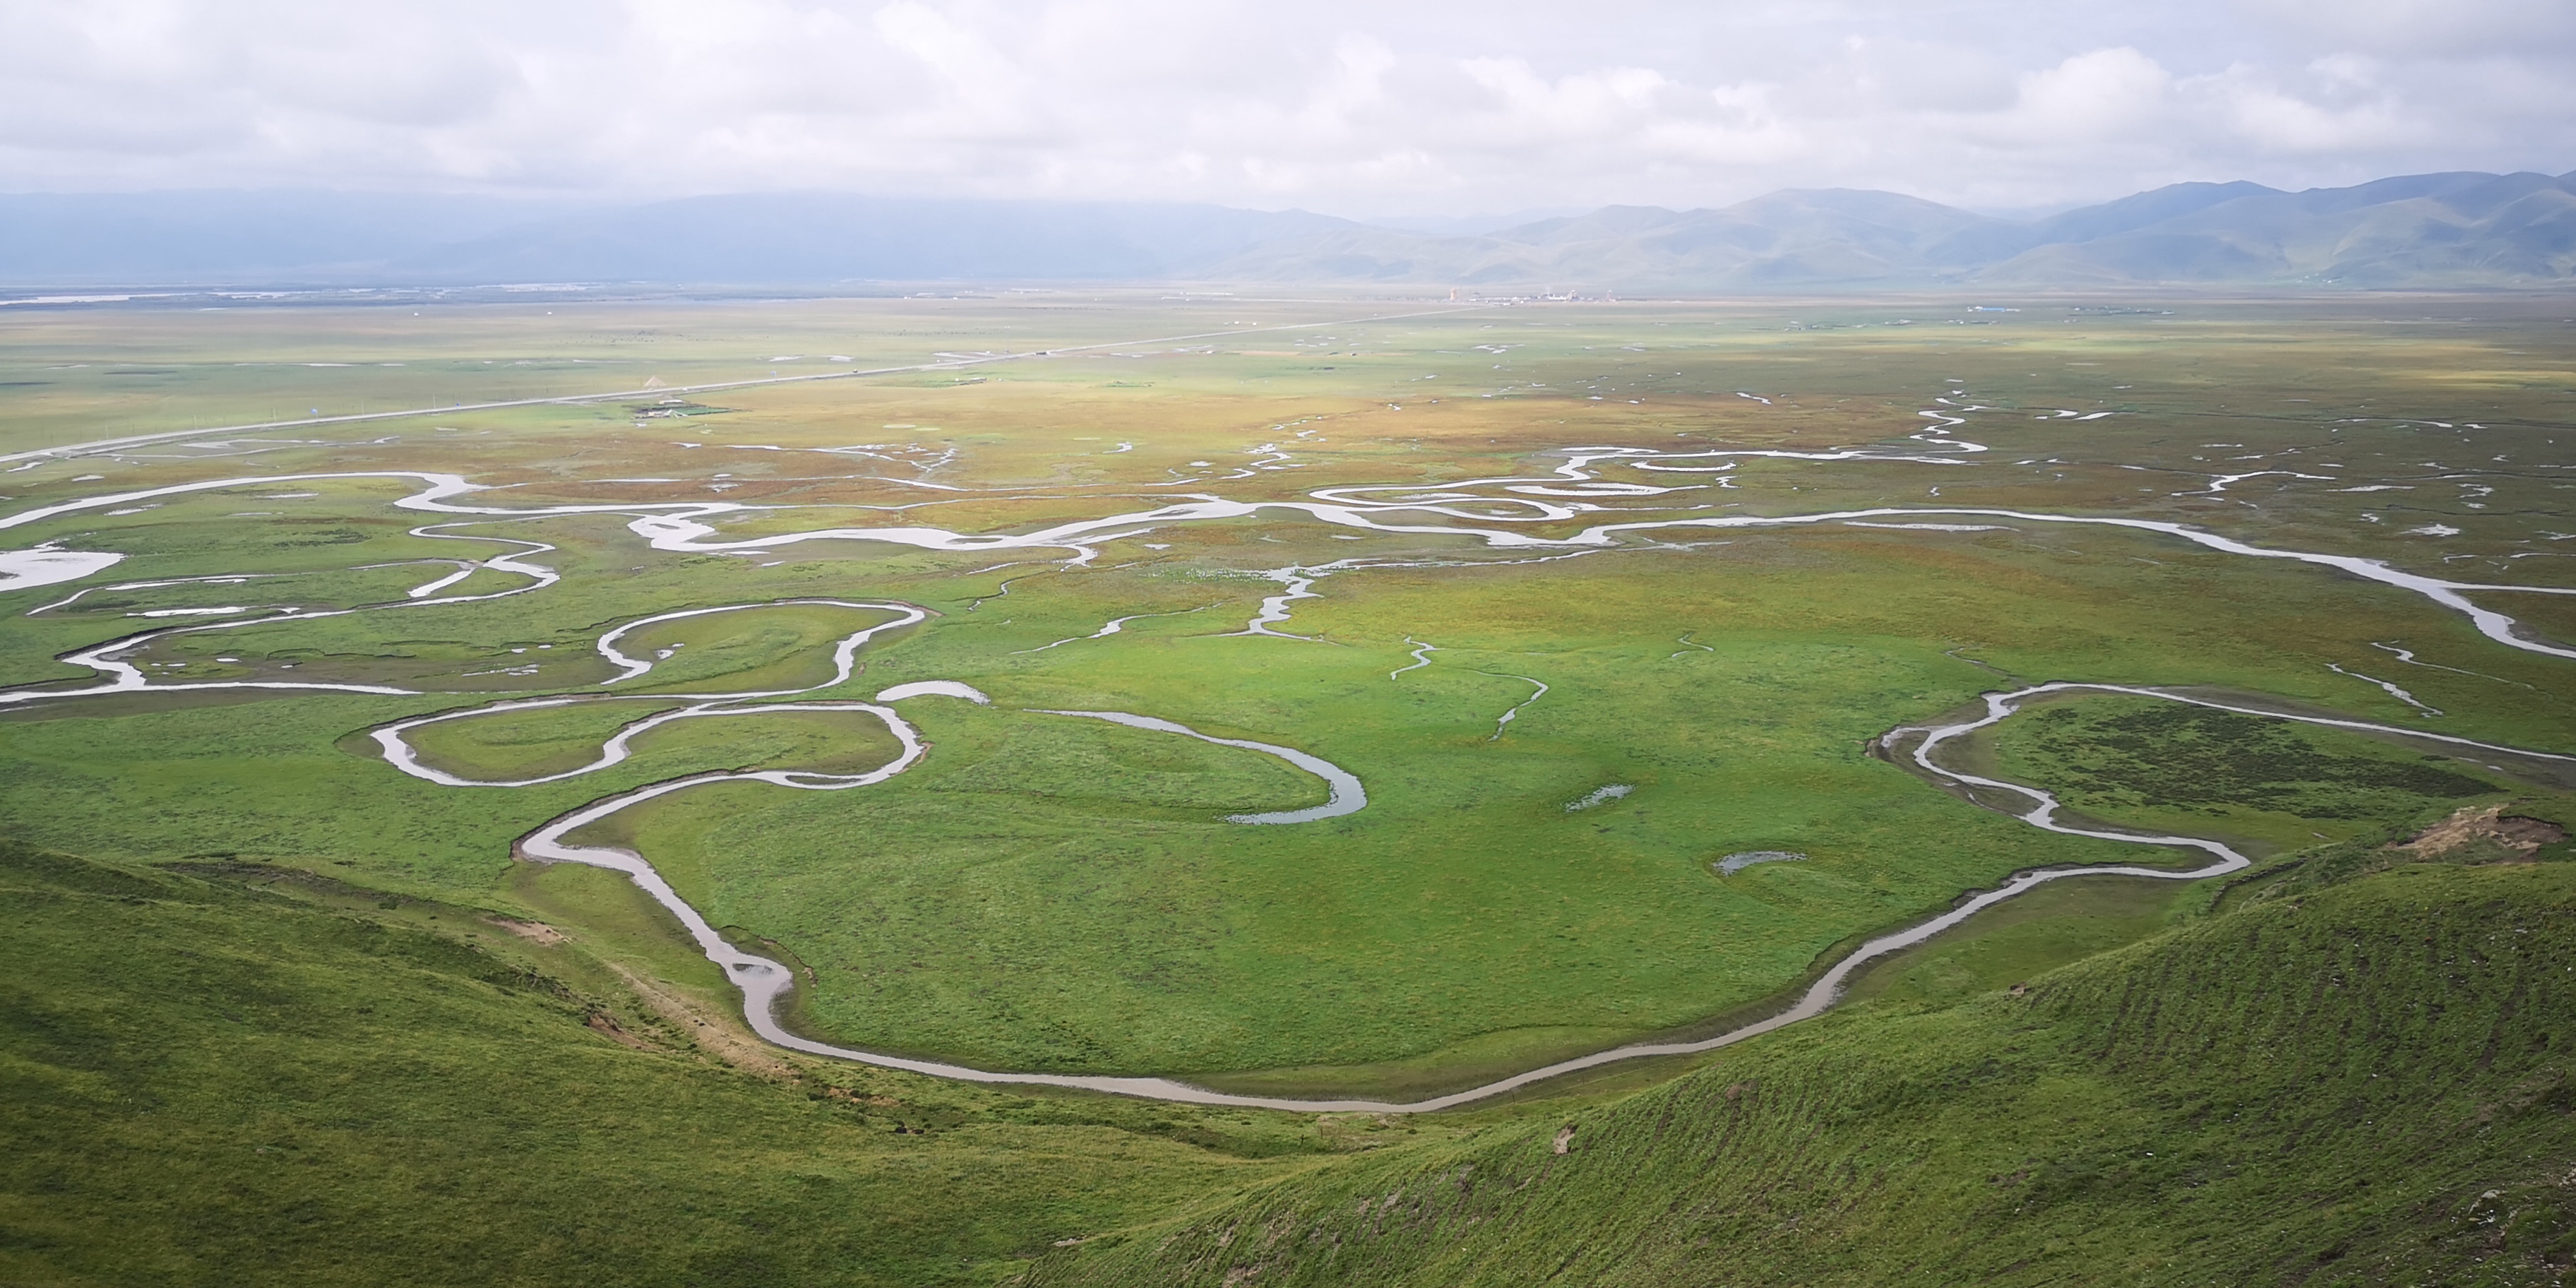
(3, 290), (2570, 1280)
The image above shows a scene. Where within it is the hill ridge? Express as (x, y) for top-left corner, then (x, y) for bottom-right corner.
(4, 168), (2572, 289)
(1032, 855), (2576, 1287)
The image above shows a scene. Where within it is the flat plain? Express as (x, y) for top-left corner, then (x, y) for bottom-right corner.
(3, 290), (2572, 1284)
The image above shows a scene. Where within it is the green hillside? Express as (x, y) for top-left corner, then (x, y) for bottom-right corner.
(8, 830), (2572, 1287)
(0, 840), (1342, 1288)
(1032, 850), (2576, 1287)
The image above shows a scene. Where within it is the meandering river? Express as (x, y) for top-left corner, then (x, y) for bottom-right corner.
(5, 411), (2572, 1109)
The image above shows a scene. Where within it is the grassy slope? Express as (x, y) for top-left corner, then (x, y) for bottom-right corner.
(0, 840), (1359, 1288)
(1034, 857), (2576, 1287)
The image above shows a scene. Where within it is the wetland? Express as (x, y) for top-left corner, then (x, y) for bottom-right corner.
(4, 290), (2572, 1282)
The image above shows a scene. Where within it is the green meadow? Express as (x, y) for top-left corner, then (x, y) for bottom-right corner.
(2, 292), (2571, 1282)
(1033, 855), (2576, 1288)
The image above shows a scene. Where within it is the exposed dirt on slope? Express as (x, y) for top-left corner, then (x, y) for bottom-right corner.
(2393, 804), (2567, 859)
(601, 958), (800, 1078)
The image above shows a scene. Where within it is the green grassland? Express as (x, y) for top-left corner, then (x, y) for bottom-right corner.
(5, 296), (2573, 1084)
(397, 700), (693, 780)
(0, 840), (1364, 1287)
(1030, 856), (2576, 1288)
(8, 809), (2568, 1285)
(617, 602), (912, 696)
(2, 292), (2573, 1283)
(1984, 693), (2517, 852)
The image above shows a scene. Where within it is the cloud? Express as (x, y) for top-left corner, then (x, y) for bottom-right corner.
(2009, 48), (2173, 141)
(2214, 59), (2426, 155)
(0, 0), (2566, 213)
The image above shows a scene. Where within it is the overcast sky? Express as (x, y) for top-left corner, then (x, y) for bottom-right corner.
(4, 0), (2571, 216)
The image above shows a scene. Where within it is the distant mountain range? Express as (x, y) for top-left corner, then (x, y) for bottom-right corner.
(4, 169), (2571, 290)
(1215, 171), (2576, 289)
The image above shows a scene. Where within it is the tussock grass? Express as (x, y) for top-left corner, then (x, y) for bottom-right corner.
(0, 839), (1360, 1287)
(1036, 857), (2576, 1287)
